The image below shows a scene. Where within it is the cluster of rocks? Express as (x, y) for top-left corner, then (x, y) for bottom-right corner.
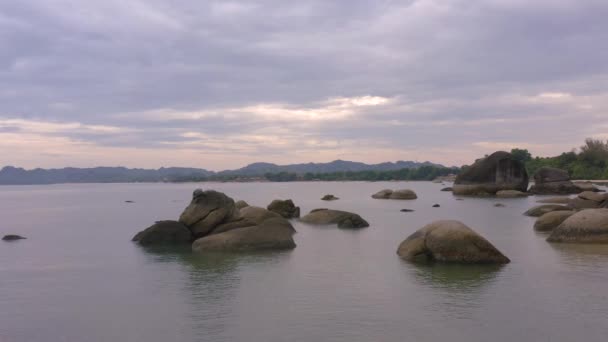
(529, 167), (589, 194)
(133, 190), (372, 252)
(133, 190), (297, 252)
(372, 189), (417, 200)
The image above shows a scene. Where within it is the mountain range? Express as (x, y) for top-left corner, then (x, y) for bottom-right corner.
(0, 160), (445, 185)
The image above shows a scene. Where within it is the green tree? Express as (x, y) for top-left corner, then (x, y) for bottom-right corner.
(511, 148), (532, 164)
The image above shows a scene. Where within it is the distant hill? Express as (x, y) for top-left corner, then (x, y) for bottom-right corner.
(0, 160), (446, 185)
(218, 160), (443, 176)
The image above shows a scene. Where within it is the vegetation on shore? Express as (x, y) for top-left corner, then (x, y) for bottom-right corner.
(511, 139), (608, 180)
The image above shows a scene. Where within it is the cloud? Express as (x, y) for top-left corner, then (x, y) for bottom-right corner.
(1, 0), (607, 169)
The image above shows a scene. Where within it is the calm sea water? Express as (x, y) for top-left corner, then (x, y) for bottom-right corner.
(1, 181), (608, 342)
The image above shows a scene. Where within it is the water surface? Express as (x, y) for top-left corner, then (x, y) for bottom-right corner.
(1, 182), (607, 342)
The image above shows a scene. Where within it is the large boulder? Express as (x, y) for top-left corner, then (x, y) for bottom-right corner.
(300, 209), (369, 228)
(567, 197), (600, 210)
(578, 191), (608, 203)
(132, 220), (193, 245)
(453, 151), (528, 196)
(372, 189), (417, 200)
(524, 204), (571, 217)
(396, 220), (510, 264)
(240, 206), (284, 225)
(267, 199), (300, 219)
(178, 189), (239, 238)
(192, 217), (296, 252)
(547, 209), (608, 243)
(573, 182), (601, 192)
(534, 211), (575, 231)
(496, 190), (528, 198)
(529, 167), (580, 194)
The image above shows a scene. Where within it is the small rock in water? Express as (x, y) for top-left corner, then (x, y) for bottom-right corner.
(125, 200), (134, 203)
(456, 198), (464, 201)
(2, 234), (26, 241)
(432, 204), (440, 208)
(400, 209), (415, 212)
(321, 194), (339, 201)
(494, 203), (506, 207)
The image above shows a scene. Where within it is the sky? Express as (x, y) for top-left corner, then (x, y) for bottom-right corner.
(1, 0), (607, 170)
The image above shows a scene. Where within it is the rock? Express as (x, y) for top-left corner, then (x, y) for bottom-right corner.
(547, 209), (608, 243)
(536, 197), (571, 204)
(534, 167), (570, 183)
(300, 209), (369, 228)
(567, 197), (600, 210)
(396, 220), (510, 264)
(372, 189), (393, 199)
(578, 191), (608, 203)
(494, 203), (506, 207)
(389, 189), (417, 200)
(267, 199), (300, 219)
(528, 167), (581, 195)
(192, 217), (296, 252)
(400, 209), (415, 212)
(534, 211), (575, 232)
(524, 204), (571, 217)
(496, 190), (528, 198)
(372, 189), (417, 200)
(432, 204), (440, 207)
(178, 189), (239, 238)
(573, 182), (601, 192)
(125, 200), (134, 203)
(132, 221), (192, 245)
(453, 151), (528, 196)
(239, 206), (284, 225)
(321, 194), (339, 201)
(235, 200), (249, 210)
(212, 218), (257, 235)
(2, 234), (26, 241)
(440, 187), (453, 192)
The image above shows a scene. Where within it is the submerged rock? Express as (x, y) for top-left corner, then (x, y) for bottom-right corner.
(524, 204), (571, 217)
(432, 204), (440, 208)
(547, 209), (608, 243)
(396, 220), (510, 264)
(267, 199), (300, 219)
(534, 211), (575, 232)
(321, 194), (339, 201)
(440, 187), (453, 192)
(132, 220), (192, 246)
(2, 234), (26, 241)
(400, 209), (415, 212)
(372, 189), (417, 200)
(453, 151), (528, 196)
(494, 203), (506, 207)
(300, 209), (369, 228)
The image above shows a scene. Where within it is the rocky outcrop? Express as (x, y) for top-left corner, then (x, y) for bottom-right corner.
(396, 220), (510, 264)
(2, 234), (26, 241)
(529, 167), (581, 195)
(179, 189), (239, 238)
(132, 220), (193, 246)
(321, 194), (339, 201)
(300, 209), (369, 228)
(547, 209), (608, 243)
(267, 199), (300, 219)
(134, 189), (297, 252)
(372, 189), (417, 200)
(534, 211), (575, 231)
(453, 151), (528, 196)
(524, 204), (571, 217)
(496, 190), (528, 198)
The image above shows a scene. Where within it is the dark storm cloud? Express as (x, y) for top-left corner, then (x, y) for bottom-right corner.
(1, 0), (607, 168)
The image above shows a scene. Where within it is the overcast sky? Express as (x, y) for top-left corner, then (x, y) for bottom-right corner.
(1, 0), (607, 170)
